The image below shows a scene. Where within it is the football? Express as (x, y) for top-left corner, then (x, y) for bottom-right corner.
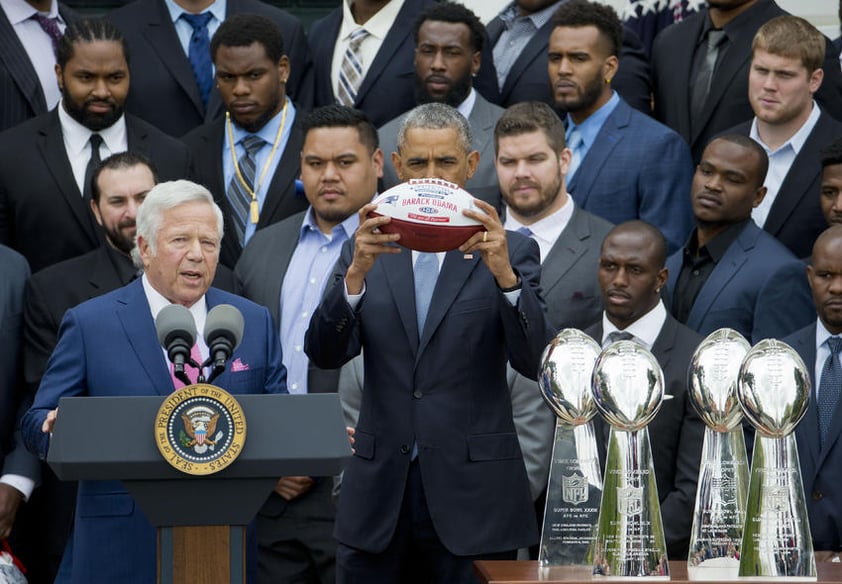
(368, 179), (485, 252)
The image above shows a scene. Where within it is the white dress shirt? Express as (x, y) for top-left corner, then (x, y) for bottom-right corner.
(57, 103), (128, 195)
(504, 196), (574, 263)
(601, 300), (667, 351)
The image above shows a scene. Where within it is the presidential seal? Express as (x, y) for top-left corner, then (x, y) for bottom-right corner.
(154, 384), (246, 475)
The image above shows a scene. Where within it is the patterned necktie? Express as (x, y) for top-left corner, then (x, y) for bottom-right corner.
(171, 343), (203, 389)
(32, 13), (62, 55)
(414, 252), (439, 340)
(226, 134), (264, 246)
(605, 330), (634, 347)
(337, 28), (369, 107)
(181, 12), (214, 108)
(566, 127), (584, 180)
(818, 336), (842, 446)
(691, 29), (727, 122)
(83, 133), (103, 201)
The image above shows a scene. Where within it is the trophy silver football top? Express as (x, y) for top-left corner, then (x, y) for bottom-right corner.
(738, 338), (810, 438)
(539, 328), (601, 426)
(592, 340), (663, 431)
(688, 328), (751, 432)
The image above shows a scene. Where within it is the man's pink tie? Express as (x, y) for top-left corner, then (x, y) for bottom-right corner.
(170, 343), (203, 389)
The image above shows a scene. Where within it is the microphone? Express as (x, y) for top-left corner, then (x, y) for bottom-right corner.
(203, 304), (244, 383)
(155, 304), (198, 386)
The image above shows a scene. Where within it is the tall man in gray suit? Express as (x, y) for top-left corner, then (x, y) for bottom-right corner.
(378, 2), (503, 199)
(234, 105), (383, 584)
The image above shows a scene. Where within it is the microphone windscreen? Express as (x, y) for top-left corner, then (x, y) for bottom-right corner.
(205, 304), (245, 351)
(155, 304), (197, 348)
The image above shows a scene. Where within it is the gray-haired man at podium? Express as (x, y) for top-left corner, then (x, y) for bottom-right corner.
(21, 180), (288, 584)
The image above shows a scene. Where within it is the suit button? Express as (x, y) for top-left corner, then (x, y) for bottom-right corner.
(400, 444), (410, 455)
(413, 390), (422, 399)
(812, 491), (823, 501)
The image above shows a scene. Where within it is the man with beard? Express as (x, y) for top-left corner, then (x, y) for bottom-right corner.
(13, 152), (235, 584)
(0, 18), (191, 273)
(784, 225), (842, 552)
(548, 0), (694, 253)
(378, 2), (503, 198)
(184, 14), (308, 268)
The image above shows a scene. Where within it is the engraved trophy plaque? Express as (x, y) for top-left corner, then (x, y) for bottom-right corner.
(687, 328), (751, 580)
(537, 328), (603, 567)
(737, 339), (816, 580)
(591, 340), (669, 578)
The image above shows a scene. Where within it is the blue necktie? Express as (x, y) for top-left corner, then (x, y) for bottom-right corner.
(182, 12), (213, 108)
(819, 337), (842, 447)
(517, 226), (533, 237)
(567, 127), (584, 180)
(414, 252), (438, 340)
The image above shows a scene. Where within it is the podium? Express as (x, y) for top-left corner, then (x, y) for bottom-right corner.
(47, 393), (351, 584)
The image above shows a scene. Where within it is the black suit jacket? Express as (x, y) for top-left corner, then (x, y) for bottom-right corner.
(784, 322), (842, 551)
(182, 115), (307, 268)
(586, 314), (705, 559)
(652, 0), (842, 162)
(0, 110), (192, 272)
(108, 0), (314, 137)
(730, 111), (842, 259)
(0, 3), (77, 133)
(309, 0), (500, 129)
(486, 16), (652, 115)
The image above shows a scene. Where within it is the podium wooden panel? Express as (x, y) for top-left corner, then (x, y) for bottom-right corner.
(474, 560), (842, 584)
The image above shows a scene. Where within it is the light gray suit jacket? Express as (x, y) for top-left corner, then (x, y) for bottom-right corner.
(378, 92), (504, 193)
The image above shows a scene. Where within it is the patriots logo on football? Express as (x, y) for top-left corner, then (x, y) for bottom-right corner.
(381, 194), (400, 206)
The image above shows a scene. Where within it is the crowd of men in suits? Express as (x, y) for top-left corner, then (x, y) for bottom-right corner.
(2, 0), (842, 581)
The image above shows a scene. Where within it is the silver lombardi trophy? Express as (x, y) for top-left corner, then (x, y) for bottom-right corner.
(591, 340), (669, 578)
(687, 328), (751, 580)
(737, 339), (816, 580)
(537, 328), (603, 567)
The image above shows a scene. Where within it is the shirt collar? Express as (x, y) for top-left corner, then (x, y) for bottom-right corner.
(57, 101), (127, 157)
(749, 101), (821, 156)
(687, 218), (750, 262)
(498, 0), (562, 28)
(456, 88), (477, 120)
(340, 0), (405, 41)
(4, 0), (60, 24)
(163, 0), (226, 25)
(602, 300), (667, 351)
(300, 204), (362, 241)
(141, 273), (208, 334)
(566, 91), (620, 148)
(816, 318), (840, 352)
(504, 196), (574, 242)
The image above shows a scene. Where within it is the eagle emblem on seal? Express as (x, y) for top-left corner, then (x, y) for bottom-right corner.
(180, 405), (223, 454)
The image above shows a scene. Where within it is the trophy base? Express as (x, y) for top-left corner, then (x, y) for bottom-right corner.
(591, 576), (669, 581)
(738, 578), (816, 582)
(687, 558), (740, 580)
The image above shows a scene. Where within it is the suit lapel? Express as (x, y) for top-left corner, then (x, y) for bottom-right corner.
(380, 251), (420, 353)
(541, 207), (590, 295)
(257, 119), (303, 228)
(762, 113), (828, 235)
(500, 22), (552, 103)
(794, 324), (820, 473)
(650, 315), (677, 375)
(0, 9), (46, 116)
(568, 101), (629, 205)
(671, 15), (703, 142)
(38, 111), (100, 246)
(418, 250), (480, 357)
(140, 0), (205, 117)
(685, 224), (755, 331)
(115, 280), (174, 395)
(264, 219), (301, 325)
(468, 97), (497, 163)
(87, 246), (129, 299)
(354, 1), (416, 104)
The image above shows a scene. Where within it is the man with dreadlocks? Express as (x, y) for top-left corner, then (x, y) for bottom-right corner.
(0, 17), (191, 274)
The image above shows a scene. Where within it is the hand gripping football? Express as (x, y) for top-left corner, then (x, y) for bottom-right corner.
(368, 179), (485, 252)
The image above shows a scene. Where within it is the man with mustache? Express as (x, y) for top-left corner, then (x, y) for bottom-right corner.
(784, 225), (842, 553)
(14, 152), (235, 584)
(584, 220), (704, 560)
(378, 2), (503, 199)
(184, 14), (308, 268)
(665, 134), (814, 344)
(0, 18), (192, 274)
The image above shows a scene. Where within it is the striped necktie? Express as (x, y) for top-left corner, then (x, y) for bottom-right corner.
(226, 134), (264, 246)
(337, 28), (369, 107)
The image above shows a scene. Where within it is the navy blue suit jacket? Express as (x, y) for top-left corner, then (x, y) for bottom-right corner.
(22, 280), (287, 584)
(305, 234), (549, 555)
(666, 221), (814, 344)
(309, 0), (500, 129)
(567, 97), (695, 253)
(785, 322), (842, 551)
